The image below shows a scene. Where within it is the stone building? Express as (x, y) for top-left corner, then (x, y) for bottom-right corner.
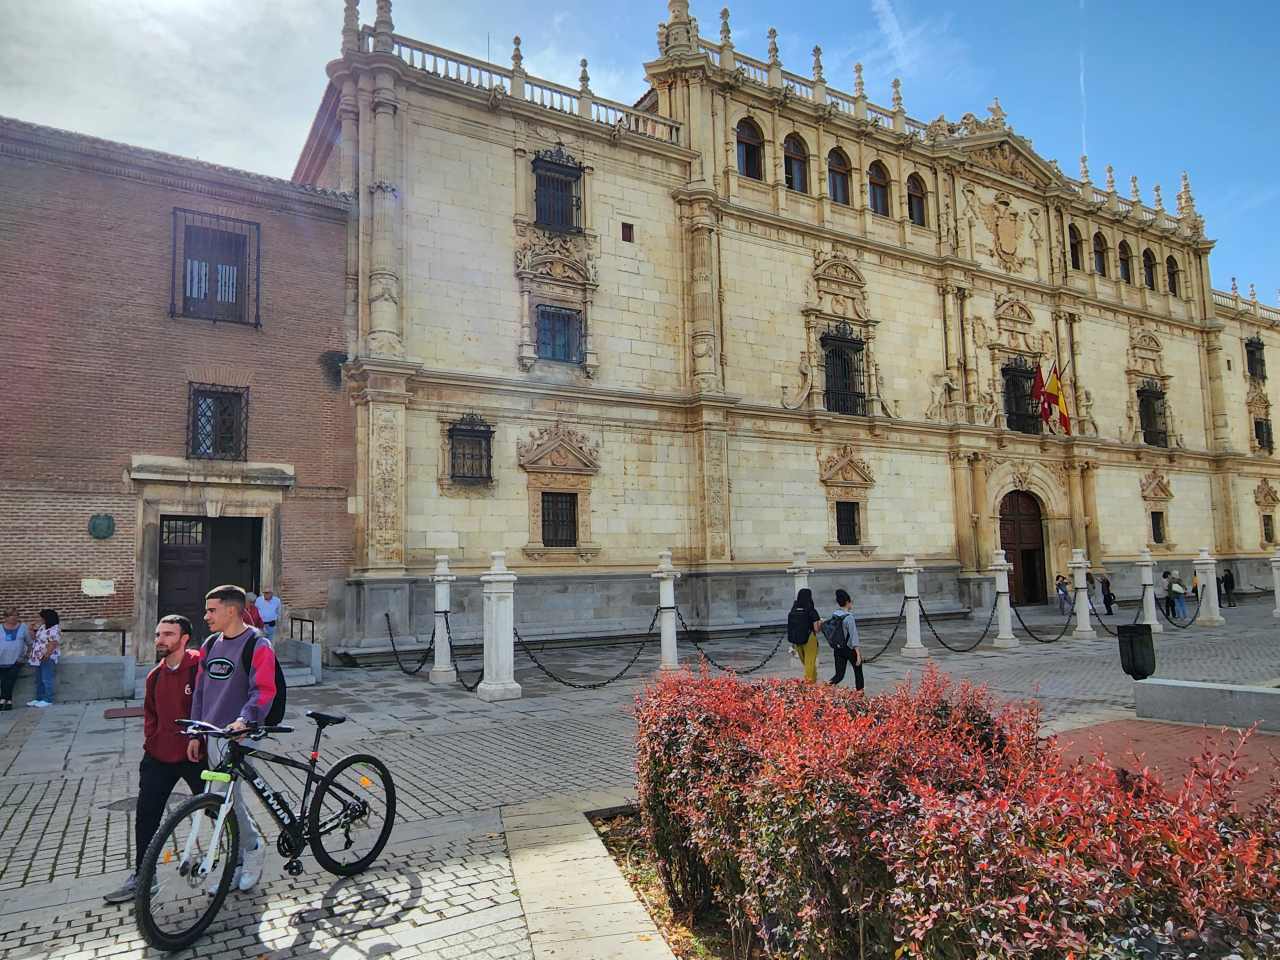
(296, 0), (1278, 646)
(0, 117), (354, 661)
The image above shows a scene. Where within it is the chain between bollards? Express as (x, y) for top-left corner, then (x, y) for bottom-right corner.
(861, 597), (906, 663)
(1087, 598), (1119, 637)
(512, 607), (659, 690)
(1009, 601), (1074, 644)
(1157, 592), (1204, 630)
(674, 607), (785, 675)
(443, 613), (484, 691)
(918, 596), (997, 653)
(386, 611), (435, 676)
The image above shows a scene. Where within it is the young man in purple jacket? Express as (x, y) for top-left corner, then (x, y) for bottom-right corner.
(189, 584), (278, 893)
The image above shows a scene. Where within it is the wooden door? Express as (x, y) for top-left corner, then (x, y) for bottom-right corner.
(999, 492), (1047, 605)
(158, 517), (211, 640)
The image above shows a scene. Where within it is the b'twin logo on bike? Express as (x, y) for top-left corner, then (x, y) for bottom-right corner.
(253, 776), (294, 826)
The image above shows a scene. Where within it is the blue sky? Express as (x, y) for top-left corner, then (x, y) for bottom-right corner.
(1, 0), (1275, 298)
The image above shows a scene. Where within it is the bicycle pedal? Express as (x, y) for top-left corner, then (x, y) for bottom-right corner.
(285, 859), (304, 877)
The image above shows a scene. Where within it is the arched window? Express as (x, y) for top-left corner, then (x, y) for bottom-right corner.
(867, 161), (890, 217)
(1166, 255), (1180, 297)
(1068, 225), (1083, 271)
(906, 174), (927, 226)
(736, 119), (763, 181)
(827, 149), (851, 205)
(1142, 249), (1157, 290)
(1092, 232), (1108, 277)
(782, 134), (808, 193)
(1118, 241), (1133, 284)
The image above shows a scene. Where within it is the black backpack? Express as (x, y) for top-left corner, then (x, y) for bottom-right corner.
(822, 613), (850, 650)
(786, 608), (814, 646)
(200, 629), (287, 727)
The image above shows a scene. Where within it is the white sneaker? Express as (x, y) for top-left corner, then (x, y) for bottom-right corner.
(239, 841), (266, 891)
(34, 701), (51, 708)
(26, 700), (40, 707)
(207, 865), (241, 897)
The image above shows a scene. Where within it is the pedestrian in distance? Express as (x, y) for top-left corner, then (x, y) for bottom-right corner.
(254, 586), (281, 641)
(0, 608), (32, 710)
(189, 585), (278, 893)
(1054, 575), (1071, 615)
(1099, 575), (1115, 616)
(825, 588), (863, 691)
(1222, 567), (1237, 608)
(786, 588), (822, 684)
(1170, 570), (1188, 618)
(242, 592), (266, 630)
(103, 615), (207, 904)
(1162, 571), (1176, 619)
(27, 609), (60, 707)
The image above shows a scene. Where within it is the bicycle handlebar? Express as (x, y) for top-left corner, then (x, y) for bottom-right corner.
(174, 719), (294, 739)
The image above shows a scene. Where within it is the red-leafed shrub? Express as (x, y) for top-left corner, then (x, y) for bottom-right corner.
(634, 666), (1280, 959)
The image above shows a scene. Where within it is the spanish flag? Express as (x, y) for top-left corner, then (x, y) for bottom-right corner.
(1044, 362), (1071, 435)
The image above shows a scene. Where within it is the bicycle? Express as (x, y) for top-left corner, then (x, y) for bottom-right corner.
(134, 710), (397, 952)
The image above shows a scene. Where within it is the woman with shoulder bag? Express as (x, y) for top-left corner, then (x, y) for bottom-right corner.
(786, 588), (822, 683)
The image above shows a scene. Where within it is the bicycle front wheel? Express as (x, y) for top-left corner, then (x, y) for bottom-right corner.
(308, 753), (396, 876)
(136, 792), (240, 952)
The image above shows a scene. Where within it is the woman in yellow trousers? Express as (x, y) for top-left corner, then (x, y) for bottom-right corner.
(786, 588), (823, 683)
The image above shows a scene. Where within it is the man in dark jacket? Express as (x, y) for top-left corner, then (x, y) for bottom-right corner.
(1222, 567), (1237, 607)
(103, 615), (206, 904)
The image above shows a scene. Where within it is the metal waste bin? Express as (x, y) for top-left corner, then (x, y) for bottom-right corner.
(1117, 623), (1156, 681)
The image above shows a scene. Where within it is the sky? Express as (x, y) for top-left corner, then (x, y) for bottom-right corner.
(1, 0), (1276, 299)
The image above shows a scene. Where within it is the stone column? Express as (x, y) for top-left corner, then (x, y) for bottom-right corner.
(989, 549), (1017, 648)
(1069, 549), (1096, 639)
(785, 549), (814, 597)
(367, 63), (402, 357)
(970, 454), (994, 568)
(950, 452), (976, 572)
(652, 550), (682, 670)
(477, 552), (521, 702)
(1136, 547), (1163, 633)
(428, 555), (457, 684)
(339, 80), (360, 340)
(1192, 547), (1226, 626)
(1081, 461), (1104, 570)
(1271, 546), (1280, 619)
(898, 554), (928, 658)
(689, 200), (719, 392)
(1066, 461), (1086, 557)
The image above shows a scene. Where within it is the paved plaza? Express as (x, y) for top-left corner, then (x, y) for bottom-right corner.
(0, 598), (1277, 959)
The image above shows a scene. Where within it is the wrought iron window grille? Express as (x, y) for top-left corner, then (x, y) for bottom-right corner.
(532, 143), (583, 233)
(535, 304), (584, 364)
(187, 383), (249, 461)
(1247, 336), (1267, 381)
(449, 413), (494, 483)
(836, 501), (861, 545)
(1137, 379), (1169, 448)
(161, 519), (205, 544)
(541, 492), (578, 547)
(1255, 418), (1274, 454)
(1001, 355), (1041, 435)
(821, 321), (868, 417)
(171, 209), (260, 327)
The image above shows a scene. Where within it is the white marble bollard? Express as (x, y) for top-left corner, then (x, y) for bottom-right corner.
(1069, 549), (1097, 639)
(1135, 547), (1163, 633)
(898, 553), (928, 658)
(477, 551), (521, 702)
(652, 550), (681, 670)
(1272, 546), (1280, 619)
(785, 548), (814, 597)
(989, 549), (1017, 648)
(428, 555), (457, 683)
(1192, 547), (1226, 626)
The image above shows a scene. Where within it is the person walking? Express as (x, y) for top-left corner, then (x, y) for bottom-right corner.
(1099, 575), (1115, 616)
(1170, 570), (1188, 618)
(1054, 575), (1071, 615)
(254, 587), (281, 641)
(103, 615), (207, 904)
(1222, 567), (1237, 608)
(189, 585), (277, 893)
(242, 593), (266, 630)
(0, 609), (32, 710)
(826, 588), (863, 691)
(1162, 571), (1176, 619)
(27, 609), (60, 707)
(786, 588), (822, 684)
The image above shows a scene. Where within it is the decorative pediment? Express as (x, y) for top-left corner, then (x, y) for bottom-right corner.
(994, 292), (1034, 324)
(1140, 469), (1174, 502)
(973, 292), (1052, 359)
(807, 249), (871, 323)
(517, 421), (599, 475)
(819, 444), (875, 494)
(515, 230), (596, 287)
(1127, 329), (1166, 379)
(1255, 479), (1280, 507)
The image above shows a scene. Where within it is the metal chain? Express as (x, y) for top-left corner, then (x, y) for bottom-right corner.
(1009, 599), (1074, 644)
(673, 608), (785, 675)
(1087, 597), (1118, 637)
(446, 614), (485, 691)
(918, 597), (997, 653)
(512, 608), (659, 690)
(1157, 591), (1204, 630)
(385, 611), (435, 676)
(861, 597), (907, 663)
(1133, 585), (1145, 624)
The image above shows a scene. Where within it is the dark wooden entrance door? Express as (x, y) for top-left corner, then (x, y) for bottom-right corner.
(159, 518), (212, 640)
(999, 491), (1047, 605)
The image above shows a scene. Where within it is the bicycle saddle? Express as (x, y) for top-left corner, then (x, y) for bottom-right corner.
(306, 710), (348, 728)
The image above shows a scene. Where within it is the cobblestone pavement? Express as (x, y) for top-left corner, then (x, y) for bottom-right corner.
(0, 596), (1276, 958)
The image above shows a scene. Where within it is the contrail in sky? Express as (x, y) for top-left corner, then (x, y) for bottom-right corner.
(1079, 0), (1087, 159)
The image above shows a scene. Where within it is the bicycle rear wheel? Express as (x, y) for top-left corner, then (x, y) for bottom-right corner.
(308, 753), (396, 876)
(135, 792), (240, 952)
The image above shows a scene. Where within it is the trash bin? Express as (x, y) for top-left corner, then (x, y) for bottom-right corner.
(1117, 624), (1156, 681)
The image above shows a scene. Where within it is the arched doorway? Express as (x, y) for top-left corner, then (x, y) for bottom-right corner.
(999, 491), (1046, 605)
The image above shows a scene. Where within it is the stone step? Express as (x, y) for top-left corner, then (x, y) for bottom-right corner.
(281, 664), (317, 687)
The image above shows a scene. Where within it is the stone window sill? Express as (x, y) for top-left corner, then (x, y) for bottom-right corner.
(521, 544), (601, 563)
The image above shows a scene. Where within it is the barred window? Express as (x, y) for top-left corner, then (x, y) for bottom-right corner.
(541, 492), (578, 547)
(1255, 418), (1274, 454)
(1151, 511), (1165, 544)
(449, 414), (493, 482)
(1265, 514), (1275, 544)
(836, 501), (861, 546)
(821, 321), (868, 416)
(533, 144), (583, 233)
(536, 305), (584, 364)
(172, 209), (260, 326)
(1137, 380), (1168, 448)
(1002, 356), (1040, 435)
(188, 383), (248, 461)
(161, 519), (205, 544)
(1247, 336), (1267, 380)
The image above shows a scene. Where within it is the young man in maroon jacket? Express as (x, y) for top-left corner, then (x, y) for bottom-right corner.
(103, 615), (206, 904)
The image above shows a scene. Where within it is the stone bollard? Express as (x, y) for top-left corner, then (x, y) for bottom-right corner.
(1272, 546), (1280, 619)
(898, 553), (928, 658)
(428, 555), (457, 684)
(1069, 549), (1097, 639)
(1192, 547), (1226, 626)
(652, 550), (681, 671)
(988, 549), (1017, 648)
(477, 551), (521, 702)
(1135, 547), (1163, 633)
(785, 548), (814, 596)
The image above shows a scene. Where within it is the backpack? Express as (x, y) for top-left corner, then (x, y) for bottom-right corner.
(786, 608), (814, 646)
(822, 613), (850, 650)
(200, 629), (287, 727)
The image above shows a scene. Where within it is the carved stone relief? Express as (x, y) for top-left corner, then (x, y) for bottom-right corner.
(513, 223), (599, 378)
(697, 431), (729, 560)
(370, 405), (403, 565)
(517, 421), (601, 561)
(818, 444), (877, 557)
(962, 185), (1036, 274)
